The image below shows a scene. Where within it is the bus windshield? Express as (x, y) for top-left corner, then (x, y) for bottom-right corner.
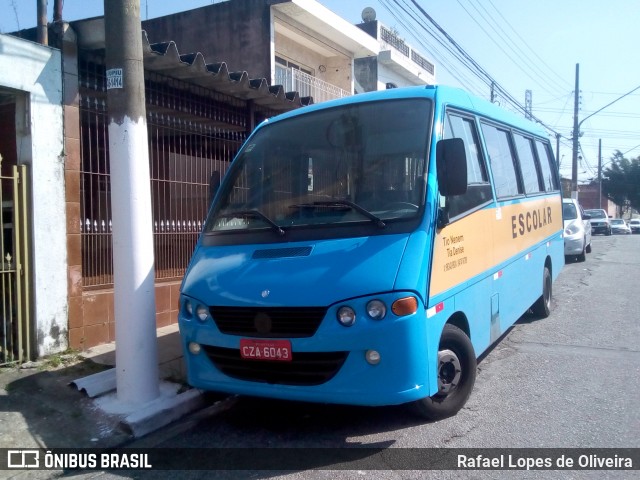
(205, 98), (431, 236)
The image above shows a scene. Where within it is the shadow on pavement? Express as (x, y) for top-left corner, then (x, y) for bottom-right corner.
(0, 357), (131, 449)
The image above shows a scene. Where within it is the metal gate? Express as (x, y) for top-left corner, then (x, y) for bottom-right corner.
(0, 158), (31, 365)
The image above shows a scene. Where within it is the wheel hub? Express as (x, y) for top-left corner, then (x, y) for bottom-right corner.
(437, 349), (462, 394)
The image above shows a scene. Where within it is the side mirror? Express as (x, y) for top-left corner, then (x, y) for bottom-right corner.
(436, 138), (467, 197)
(209, 170), (221, 204)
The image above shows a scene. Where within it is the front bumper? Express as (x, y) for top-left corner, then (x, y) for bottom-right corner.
(590, 223), (609, 234)
(564, 235), (585, 255)
(179, 293), (434, 406)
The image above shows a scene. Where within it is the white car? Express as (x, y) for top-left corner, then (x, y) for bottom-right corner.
(610, 218), (631, 234)
(563, 198), (592, 261)
(629, 218), (640, 234)
(584, 208), (612, 235)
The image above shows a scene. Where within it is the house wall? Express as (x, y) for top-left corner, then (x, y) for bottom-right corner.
(273, 31), (352, 92)
(354, 57), (378, 93)
(377, 65), (419, 90)
(0, 34), (67, 355)
(355, 19), (435, 91)
(578, 184), (617, 216)
(141, 0), (272, 79)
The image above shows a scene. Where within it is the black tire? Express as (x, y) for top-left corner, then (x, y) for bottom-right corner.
(531, 266), (552, 318)
(586, 243), (592, 254)
(412, 324), (476, 420)
(605, 227), (612, 236)
(577, 240), (586, 262)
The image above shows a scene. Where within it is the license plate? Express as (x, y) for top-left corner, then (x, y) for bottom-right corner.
(240, 339), (292, 362)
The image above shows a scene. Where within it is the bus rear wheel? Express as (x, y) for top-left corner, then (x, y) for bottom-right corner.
(412, 324), (476, 420)
(531, 266), (552, 318)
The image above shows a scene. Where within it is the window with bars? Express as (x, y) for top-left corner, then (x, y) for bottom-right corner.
(78, 60), (267, 287)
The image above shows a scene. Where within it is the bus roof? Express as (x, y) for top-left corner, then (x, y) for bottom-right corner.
(264, 85), (549, 140)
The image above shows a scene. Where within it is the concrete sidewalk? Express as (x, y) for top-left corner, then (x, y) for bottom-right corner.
(0, 324), (206, 449)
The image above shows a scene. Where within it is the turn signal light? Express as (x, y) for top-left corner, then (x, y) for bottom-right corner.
(392, 296), (418, 316)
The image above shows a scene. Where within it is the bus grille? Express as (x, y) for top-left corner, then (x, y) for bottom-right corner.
(203, 346), (348, 386)
(210, 306), (327, 338)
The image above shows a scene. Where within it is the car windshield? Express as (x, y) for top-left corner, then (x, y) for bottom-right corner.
(585, 209), (606, 219)
(631, 220), (640, 225)
(205, 98), (431, 235)
(562, 202), (577, 220)
(611, 219), (625, 225)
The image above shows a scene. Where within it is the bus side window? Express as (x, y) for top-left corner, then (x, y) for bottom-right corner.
(442, 112), (492, 220)
(513, 133), (543, 194)
(481, 123), (522, 199)
(534, 140), (560, 191)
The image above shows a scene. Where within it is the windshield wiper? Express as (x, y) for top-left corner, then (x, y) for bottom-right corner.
(290, 200), (386, 228)
(217, 209), (285, 236)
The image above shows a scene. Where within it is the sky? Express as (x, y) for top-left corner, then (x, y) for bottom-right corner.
(1, 0), (639, 183)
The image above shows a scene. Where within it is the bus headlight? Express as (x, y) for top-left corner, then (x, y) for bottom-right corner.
(337, 306), (356, 326)
(196, 305), (210, 322)
(184, 299), (193, 317)
(366, 300), (387, 320)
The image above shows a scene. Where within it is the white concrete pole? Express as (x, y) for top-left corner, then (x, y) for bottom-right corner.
(104, 0), (159, 405)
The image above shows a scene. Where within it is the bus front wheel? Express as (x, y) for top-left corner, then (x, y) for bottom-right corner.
(412, 324), (476, 420)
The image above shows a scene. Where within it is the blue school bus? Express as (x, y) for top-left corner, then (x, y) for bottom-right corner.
(178, 85), (563, 419)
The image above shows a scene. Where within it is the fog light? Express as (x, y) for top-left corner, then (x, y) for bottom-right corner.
(337, 306), (356, 326)
(188, 342), (201, 355)
(365, 350), (381, 365)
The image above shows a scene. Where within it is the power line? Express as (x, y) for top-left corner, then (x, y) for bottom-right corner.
(484, 0), (571, 91)
(379, 0), (490, 95)
(458, 0), (566, 97)
(398, 0), (561, 136)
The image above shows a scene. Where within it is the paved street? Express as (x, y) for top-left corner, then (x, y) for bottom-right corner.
(116, 233), (638, 479)
(3, 234), (638, 479)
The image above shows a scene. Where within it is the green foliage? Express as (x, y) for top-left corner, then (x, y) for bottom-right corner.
(602, 151), (640, 211)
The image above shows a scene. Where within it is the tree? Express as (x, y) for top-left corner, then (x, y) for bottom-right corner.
(602, 151), (640, 213)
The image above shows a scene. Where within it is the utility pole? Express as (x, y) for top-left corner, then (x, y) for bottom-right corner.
(37, 0), (48, 45)
(104, 0), (160, 406)
(571, 67), (639, 204)
(598, 139), (602, 209)
(571, 63), (580, 199)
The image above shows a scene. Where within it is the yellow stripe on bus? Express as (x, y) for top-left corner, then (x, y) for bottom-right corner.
(429, 196), (562, 298)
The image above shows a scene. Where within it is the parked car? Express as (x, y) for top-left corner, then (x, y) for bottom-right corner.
(563, 198), (592, 261)
(584, 208), (612, 235)
(610, 218), (631, 234)
(629, 218), (640, 234)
